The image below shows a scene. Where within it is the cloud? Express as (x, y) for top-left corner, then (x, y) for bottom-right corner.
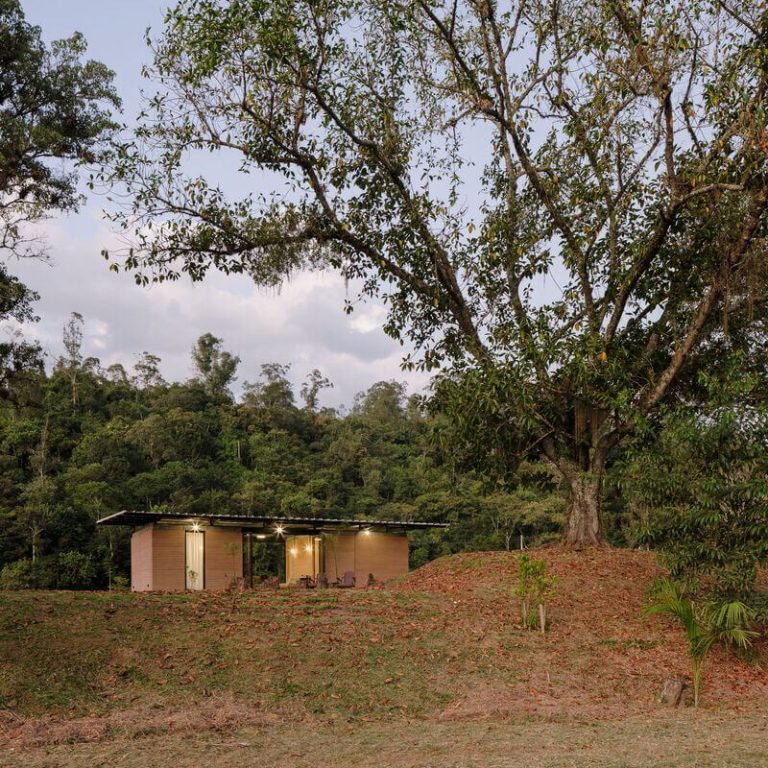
(8, 216), (430, 409)
(8, 0), (435, 410)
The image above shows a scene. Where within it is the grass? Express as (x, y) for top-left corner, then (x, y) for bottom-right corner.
(2, 547), (768, 766)
(0, 588), (469, 718)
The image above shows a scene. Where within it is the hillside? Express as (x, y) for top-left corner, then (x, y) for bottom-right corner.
(2, 548), (768, 766)
(403, 548), (768, 717)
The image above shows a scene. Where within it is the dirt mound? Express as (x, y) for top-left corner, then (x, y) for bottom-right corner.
(403, 548), (768, 717)
(402, 546), (658, 595)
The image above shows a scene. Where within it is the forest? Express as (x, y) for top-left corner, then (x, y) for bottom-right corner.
(0, 312), (571, 589)
(4, 306), (768, 598)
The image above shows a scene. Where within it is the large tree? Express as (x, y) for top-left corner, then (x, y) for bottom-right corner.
(105, 0), (768, 544)
(0, 0), (119, 410)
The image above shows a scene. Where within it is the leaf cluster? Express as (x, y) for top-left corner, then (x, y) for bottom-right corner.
(0, 0), (119, 256)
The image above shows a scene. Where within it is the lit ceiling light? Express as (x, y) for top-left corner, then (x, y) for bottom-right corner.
(275, 525), (285, 536)
(191, 522), (201, 532)
(304, 544), (312, 553)
(256, 534), (267, 540)
(289, 547), (298, 556)
(362, 528), (372, 536)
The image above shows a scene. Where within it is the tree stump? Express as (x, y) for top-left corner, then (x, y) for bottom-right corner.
(659, 677), (686, 707)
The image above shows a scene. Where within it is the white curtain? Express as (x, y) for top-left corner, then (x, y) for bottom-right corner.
(185, 531), (204, 590)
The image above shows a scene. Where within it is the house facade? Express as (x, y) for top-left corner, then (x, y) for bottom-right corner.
(97, 511), (447, 591)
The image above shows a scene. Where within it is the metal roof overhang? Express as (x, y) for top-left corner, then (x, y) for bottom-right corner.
(96, 510), (449, 534)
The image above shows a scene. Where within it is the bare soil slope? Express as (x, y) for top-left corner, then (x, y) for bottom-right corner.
(401, 548), (768, 719)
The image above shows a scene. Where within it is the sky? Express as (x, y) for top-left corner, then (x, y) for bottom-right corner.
(9, 0), (430, 409)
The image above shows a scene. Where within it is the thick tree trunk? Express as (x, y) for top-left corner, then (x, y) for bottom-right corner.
(543, 433), (608, 547)
(564, 474), (602, 547)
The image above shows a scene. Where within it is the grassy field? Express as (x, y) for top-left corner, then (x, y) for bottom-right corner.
(2, 548), (767, 766)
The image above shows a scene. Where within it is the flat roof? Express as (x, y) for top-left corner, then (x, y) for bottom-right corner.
(96, 510), (449, 532)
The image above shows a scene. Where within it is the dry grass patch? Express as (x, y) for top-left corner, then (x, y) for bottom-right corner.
(5, 708), (768, 768)
(0, 693), (278, 749)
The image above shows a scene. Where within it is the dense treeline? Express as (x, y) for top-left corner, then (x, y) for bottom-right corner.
(5, 311), (767, 599)
(0, 315), (566, 589)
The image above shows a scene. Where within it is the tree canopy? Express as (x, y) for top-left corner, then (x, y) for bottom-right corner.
(104, 0), (768, 545)
(0, 0), (119, 257)
(1, 0), (119, 422)
(191, 332), (240, 395)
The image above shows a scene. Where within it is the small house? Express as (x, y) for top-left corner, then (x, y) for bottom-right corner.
(96, 511), (447, 591)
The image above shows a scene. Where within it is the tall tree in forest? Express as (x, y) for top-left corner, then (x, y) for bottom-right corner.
(191, 332), (240, 396)
(57, 312), (84, 407)
(133, 351), (166, 389)
(242, 362), (299, 430)
(105, 0), (768, 544)
(301, 369), (333, 414)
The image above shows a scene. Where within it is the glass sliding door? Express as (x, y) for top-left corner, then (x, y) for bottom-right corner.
(285, 535), (322, 584)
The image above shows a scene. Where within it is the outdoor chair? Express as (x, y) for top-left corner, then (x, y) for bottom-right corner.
(299, 575), (316, 589)
(336, 570), (356, 588)
(365, 573), (377, 589)
(262, 575), (280, 590)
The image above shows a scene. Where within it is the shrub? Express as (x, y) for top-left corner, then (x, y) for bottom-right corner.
(111, 574), (130, 591)
(514, 553), (556, 632)
(0, 558), (37, 589)
(57, 551), (96, 589)
(0, 557), (60, 589)
(621, 372), (768, 598)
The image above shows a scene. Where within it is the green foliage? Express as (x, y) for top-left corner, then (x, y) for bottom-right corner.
(110, 574), (130, 591)
(622, 369), (768, 598)
(0, 556), (59, 589)
(0, 0), (119, 257)
(0, 558), (36, 589)
(57, 551), (96, 589)
(514, 554), (556, 631)
(0, 264), (43, 399)
(646, 579), (757, 707)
